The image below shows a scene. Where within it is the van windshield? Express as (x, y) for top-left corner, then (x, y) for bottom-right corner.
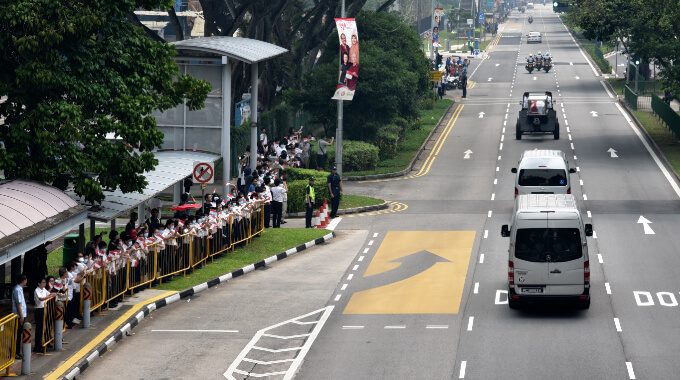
(515, 228), (582, 262)
(518, 169), (567, 186)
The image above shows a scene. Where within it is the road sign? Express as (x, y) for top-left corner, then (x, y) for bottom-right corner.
(479, 12), (484, 22)
(193, 161), (214, 184)
(429, 71), (443, 82)
(467, 18), (473, 26)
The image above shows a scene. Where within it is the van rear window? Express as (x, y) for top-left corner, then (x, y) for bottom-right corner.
(515, 228), (582, 262)
(518, 169), (567, 186)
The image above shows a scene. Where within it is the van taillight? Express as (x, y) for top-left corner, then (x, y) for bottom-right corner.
(584, 260), (590, 287)
(567, 187), (571, 194)
(508, 260), (515, 286)
(515, 187), (519, 197)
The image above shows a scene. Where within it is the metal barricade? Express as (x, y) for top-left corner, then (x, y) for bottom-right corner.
(0, 314), (18, 375)
(210, 219), (232, 257)
(105, 263), (128, 306)
(191, 235), (210, 268)
(127, 250), (156, 291)
(41, 297), (56, 353)
(231, 216), (249, 247)
(157, 234), (192, 280)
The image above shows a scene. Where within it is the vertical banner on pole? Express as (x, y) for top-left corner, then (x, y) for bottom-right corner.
(433, 6), (445, 49)
(332, 18), (360, 101)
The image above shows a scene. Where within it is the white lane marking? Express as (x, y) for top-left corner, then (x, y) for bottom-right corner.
(616, 102), (680, 198)
(498, 155), (502, 161)
(334, 294), (341, 301)
(605, 282), (612, 294)
(570, 143), (575, 150)
(600, 80), (614, 98)
(574, 155), (578, 160)
(352, 265), (359, 271)
(426, 325), (449, 329)
(637, 215), (655, 235)
(583, 194), (588, 200)
(373, 232), (378, 237)
(501, 135), (505, 142)
(479, 254), (485, 264)
(384, 325), (406, 329)
(587, 210), (592, 218)
(363, 248), (369, 254)
(626, 362), (636, 379)
(484, 230), (488, 239)
(496, 166), (499, 172)
(242, 358), (295, 365)
(358, 255), (364, 262)
(504, 120), (507, 126)
(577, 166), (580, 172)
(504, 114), (508, 120)
(474, 282), (479, 294)
(580, 179), (584, 186)
(341, 283), (348, 290)
(570, 62), (573, 66)
(368, 240), (374, 246)
(459, 361), (467, 379)
(568, 134), (572, 141)
(342, 325), (364, 330)
(488, 210), (493, 218)
(614, 318), (622, 332)
(502, 126), (506, 133)
(327, 217), (342, 231)
(598, 254), (603, 264)
(347, 274), (354, 280)
(464, 149), (473, 159)
(233, 369), (287, 377)
(494, 179), (498, 185)
(495, 290), (508, 304)
(152, 329), (239, 333)
(500, 143), (503, 151)
(566, 124), (570, 130)
(608, 148), (619, 158)
(467, 317), (474, 331)
(491, 193), (496, 200)
(593, 231), (598, 239)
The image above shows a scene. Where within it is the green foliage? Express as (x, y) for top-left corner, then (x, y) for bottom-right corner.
(289, 10), (430, 140)
(328, 140), (379, 172)
(0, 0), (209, 203)
(286, 169), (331, 213)
(285, 167), (329, 181)
(376, 124), (401, 159)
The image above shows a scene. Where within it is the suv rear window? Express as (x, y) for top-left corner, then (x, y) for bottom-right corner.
(515, 228), (583, 262)
(518, 169), (567, 186)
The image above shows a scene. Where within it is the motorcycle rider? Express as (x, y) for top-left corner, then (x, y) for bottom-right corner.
(536, 51), (543, 62)
(528, 15), (533, 23)
(543, 52), (552, 64)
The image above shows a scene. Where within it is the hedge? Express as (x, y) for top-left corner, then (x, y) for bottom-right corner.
(285, 168), (331, 213)
(327, 140), (379, 172)
(376, 124), (401, 159)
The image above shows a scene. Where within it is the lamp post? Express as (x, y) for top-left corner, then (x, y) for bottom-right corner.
(632, 60), (640, 93)
(335, 0), (345, 177)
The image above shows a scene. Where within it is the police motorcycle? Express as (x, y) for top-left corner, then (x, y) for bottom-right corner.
(526, 55), (535, 73)
(534, 52), (543, 71)
(542, 53), (552, 73)
(528, 15), (534, 23)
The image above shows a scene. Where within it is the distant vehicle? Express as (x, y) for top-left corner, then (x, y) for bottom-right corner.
(516, 91), (559, 140)
(527, 31), (542, 43)
(511, 150), (576, 196)
(528, 15), (534, 23)
(501, 194), (593, 310)
(527, 2), (534, 9)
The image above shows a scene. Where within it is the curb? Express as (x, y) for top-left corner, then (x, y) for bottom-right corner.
(61, 232), (336, 380)
(618, 99), (680, 184)
(344, 101), (456, 181)
(287, 201), (390, 218)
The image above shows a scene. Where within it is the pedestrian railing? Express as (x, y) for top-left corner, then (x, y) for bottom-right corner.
(0, 313), (18, 375)
(651, 94), (680, 138)
(105, 264), (128, 305)
(41, 297), (56, 353)
(624, 85), (638, 110)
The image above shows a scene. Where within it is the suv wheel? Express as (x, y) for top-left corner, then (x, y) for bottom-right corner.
(553, 123), (560, 140)
(516, 124), (522, 140)
(509, 298), (521, 309)
(577, 299), (590, 310)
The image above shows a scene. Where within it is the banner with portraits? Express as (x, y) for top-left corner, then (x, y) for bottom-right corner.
(332, 18), (360, 101)
(433, 6), (445, 48)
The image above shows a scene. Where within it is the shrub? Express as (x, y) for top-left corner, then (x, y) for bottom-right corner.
(328, 140), (379, 172)
(418, 96), (435, 110)
(376, 124), (401, 159)
(285, 167), (328, 181)
(392, 117), (409, 140)
(286, 179), (331, 213)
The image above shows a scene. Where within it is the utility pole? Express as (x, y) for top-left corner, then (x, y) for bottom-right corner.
(430, 0), (436, 61)
(335, 0), (345, 177)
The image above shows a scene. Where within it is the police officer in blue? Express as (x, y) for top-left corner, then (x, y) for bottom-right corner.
(327, 166), (343, 218)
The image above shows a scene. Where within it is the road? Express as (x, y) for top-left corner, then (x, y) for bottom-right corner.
(82, 4), (680, 380)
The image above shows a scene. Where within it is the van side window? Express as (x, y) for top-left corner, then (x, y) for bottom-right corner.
(515, 228), (582, 262)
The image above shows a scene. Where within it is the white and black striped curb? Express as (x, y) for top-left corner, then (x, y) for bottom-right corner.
(287, 202), (389, 218)
(62, 232), (336, 380)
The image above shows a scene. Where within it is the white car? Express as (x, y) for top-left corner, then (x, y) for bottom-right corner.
(527, 2), (535, 9)
(527, 31), (542, 43)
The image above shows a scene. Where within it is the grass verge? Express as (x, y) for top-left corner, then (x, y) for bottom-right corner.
(346, 99), (454, 176)
(156, 228), (329, 291)
(633, 110), (680, 174)
(340, 194), (384, 209)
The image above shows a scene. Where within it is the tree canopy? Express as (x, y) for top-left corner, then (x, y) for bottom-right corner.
(0, 0), (210, 204)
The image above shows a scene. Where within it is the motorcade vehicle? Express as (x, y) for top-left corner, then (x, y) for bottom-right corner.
(527, 31), (542, 43)
(525, 61), (534, 73)
(511, 150), (576, 196)
(516, 91), (559, 140)
(501, 194), (593, 310)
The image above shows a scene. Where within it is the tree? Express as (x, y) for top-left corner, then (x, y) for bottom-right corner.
(0, 0), (210, 204)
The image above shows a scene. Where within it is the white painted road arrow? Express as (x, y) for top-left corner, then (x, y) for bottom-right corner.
(570, 62), (574, 66)
(495, 63), (500, 67)
(590, 110), (599, 117)
(637, 216), (655, 235)
(533, 76), (537, 80)
(464, 149), (473, 159)
(575, 76), (580, 80)
(608, 148), (618, 158)
(478, 112), (485, 118)
(488, 77), (493, 82)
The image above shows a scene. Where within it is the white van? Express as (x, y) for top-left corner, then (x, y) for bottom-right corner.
(500, 194), (593, 309)
(511, 150), (575, 197)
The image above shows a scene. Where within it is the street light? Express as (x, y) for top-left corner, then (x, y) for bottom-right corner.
(631, 60), (640, 93)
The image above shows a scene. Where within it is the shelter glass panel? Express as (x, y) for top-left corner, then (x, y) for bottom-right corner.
(186, 65), (222, 96)
(187, 97), (221, 127)
(185, 127), (221, 153)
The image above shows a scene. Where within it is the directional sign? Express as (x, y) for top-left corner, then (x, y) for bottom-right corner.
(478, 112), (485, 118)
(467, 18), (473, 26)
(344, 231), (475, 314)
(590, 110), (599, 117)
(193, 161), (214, 184)
(608, 148), (618, 158)
(464, 150), (473, 159)
(637, 216), (655, 235)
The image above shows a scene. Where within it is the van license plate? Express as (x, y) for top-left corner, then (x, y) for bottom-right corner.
(521, 287), (543, 294)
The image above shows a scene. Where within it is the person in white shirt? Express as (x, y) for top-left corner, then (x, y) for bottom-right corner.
(12, 275), (27, 357)
(281, 174), (289, 224)
(270, 178), (287, 228)
(34, 277), (54, 351)
(259, 128), (268, 148)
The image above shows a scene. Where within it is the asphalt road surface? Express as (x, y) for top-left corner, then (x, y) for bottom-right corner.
(83, 5), (680, 380)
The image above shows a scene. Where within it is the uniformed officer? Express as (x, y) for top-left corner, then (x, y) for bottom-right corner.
(305, 177), (316, 228)
(327, 166), (343, 218)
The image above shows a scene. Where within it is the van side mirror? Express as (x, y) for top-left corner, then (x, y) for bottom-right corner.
(569, 168), (576, 173)
(584, 224), (593, 237)
(501, 225), (510, 237)
(511, 168), (517, 173)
